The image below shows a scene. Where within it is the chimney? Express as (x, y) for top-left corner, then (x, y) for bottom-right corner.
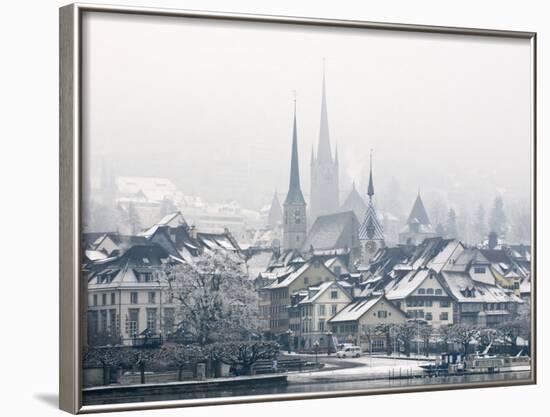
(190, 225), (197, 240)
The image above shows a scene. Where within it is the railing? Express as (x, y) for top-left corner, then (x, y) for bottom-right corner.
(123, 335), (163, 348)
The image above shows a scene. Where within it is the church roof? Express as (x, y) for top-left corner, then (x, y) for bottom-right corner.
(316, 68), (333, 164)
(284, 103), (306, 205)
(267, 191), (283, 227)
(302, 211), (360, 252)
(340, 183), (367, 220)
(358, 202), (384, 241)
(406, 193), (431, 225)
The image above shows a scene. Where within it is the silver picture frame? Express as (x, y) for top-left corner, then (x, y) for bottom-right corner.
(59, 3), (537, 414)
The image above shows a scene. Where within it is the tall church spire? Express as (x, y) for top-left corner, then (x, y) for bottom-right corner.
(367, 149), (375, 201)
(283, 95), (307, 251)
(284, 97), (305, 205)
(317, 62), (333, 163)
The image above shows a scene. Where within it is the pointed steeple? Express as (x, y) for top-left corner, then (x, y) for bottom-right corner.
(317, 62), (333, 163)
(334, 143), (339, 165)
(406, 192), (431, 226)
(284, 97), (305, 205)
(268, 189), (283, 228)
(367, 149), (375, 201)
(310, 144), (315, 165)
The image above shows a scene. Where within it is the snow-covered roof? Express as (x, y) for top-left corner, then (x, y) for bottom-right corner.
(117, 176), (177, 202)
(328, 295), (404, 323)
(440, 271), (522, 303)
(385, 269), (433, 300)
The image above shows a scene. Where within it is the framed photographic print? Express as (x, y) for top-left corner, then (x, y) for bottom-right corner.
(59, 3), (537, 414)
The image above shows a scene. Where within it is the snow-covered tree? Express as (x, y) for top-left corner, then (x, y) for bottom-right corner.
(489, 196), (507, 238)
(445, 208), (458, 239)
(510, 204), (531, 244)
(166, 250), (259, 345)
(474, 204), (487, 245)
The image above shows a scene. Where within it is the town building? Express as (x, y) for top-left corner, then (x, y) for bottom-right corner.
(310, 70), (339, 223)
(288, 280), (352, 350)
(398, 192), (438, 245)
(328, 294), (407, 351)
(358, 153), (385, 267)
(283, 100), (308, 251)
(86, 244), (183, 346)
(259, 258), (337, 337)
(340, 182), (367, 222)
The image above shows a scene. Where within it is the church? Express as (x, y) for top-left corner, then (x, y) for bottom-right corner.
(309, 69), (339, 225)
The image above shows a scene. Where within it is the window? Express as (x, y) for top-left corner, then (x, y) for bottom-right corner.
(128, 309), (139, 337)
(435, 289), (443, 295)
(146, 308), (157, 333)
(334, 266), (342, 277)
(148, 292), (156, 304)
(303, 277), (309, 285)
(330, 291), (338, 300)
(319, 304), (326, 316)
(318, 320), (325, 332)
(440, 312), (449, 321)
(130, 292), (138, 304)
(93, 294), (98, 307)
(440, 300), (450, 308)
(100, 310), (108, 333)
(331, 305), (337, 315)
(418, 288), (426, 295)
(102, 293), (107, 306)
(474, 266), (486, 274)
(377, 310), (388, 319)
(425, 300), (433, 307)
(426, 288), (434, 295)
(425, 312), (433, 321)
(111, 292), (116, 305)
(109, 309), (117, 335)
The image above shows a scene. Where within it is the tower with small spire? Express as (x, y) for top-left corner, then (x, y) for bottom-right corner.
(310, 63), (339, 224)
(283, 97), (307, 251)
(358, 150), (384, 266)
(398, 190), (437, 245)
(267, 190), (283, 229)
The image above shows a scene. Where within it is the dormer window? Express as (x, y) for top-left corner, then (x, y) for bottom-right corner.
(474, 266), (486, 274)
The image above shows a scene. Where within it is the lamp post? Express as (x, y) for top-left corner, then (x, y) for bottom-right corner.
(325, 330), (333, 356)
(286, 329), (293, 354)
(314, 340), (320, 364)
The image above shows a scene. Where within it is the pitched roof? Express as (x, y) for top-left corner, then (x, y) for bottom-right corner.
(284, 104), (306, 205)
(302, 211), (359, 252)
(358, 202), (384, 241)
(406, 193), (431, 226)
(298, 281), (350, 304)
(339, 183), (367, 220)
(440, 271), (522, 304)
(329, 295), (405, 323)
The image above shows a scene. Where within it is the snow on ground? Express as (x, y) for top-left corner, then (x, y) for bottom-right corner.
(288, 356), (431, 384)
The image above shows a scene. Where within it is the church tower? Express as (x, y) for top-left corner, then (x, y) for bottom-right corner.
(283, 98), (307, 251)
(310, 66), (339, 224)
(358, 151), (384, 266)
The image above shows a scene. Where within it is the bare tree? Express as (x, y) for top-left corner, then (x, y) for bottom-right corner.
(449, 324), (480, 356)
(159, 343), (207, 381)
(396, 323), (417, 357)
(210, 341), (279, 375)
(375, 323), (396, 356)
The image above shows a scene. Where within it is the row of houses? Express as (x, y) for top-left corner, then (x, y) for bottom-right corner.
(257, 237), (530, 352)
(83, 212), (242, 346)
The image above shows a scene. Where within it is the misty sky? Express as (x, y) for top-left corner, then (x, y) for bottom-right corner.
(82, 12), (532, 215)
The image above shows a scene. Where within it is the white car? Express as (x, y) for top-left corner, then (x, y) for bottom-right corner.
(336, 346), (361, 358)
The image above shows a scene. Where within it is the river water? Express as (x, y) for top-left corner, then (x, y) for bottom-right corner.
(83, 371), (531, 405)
